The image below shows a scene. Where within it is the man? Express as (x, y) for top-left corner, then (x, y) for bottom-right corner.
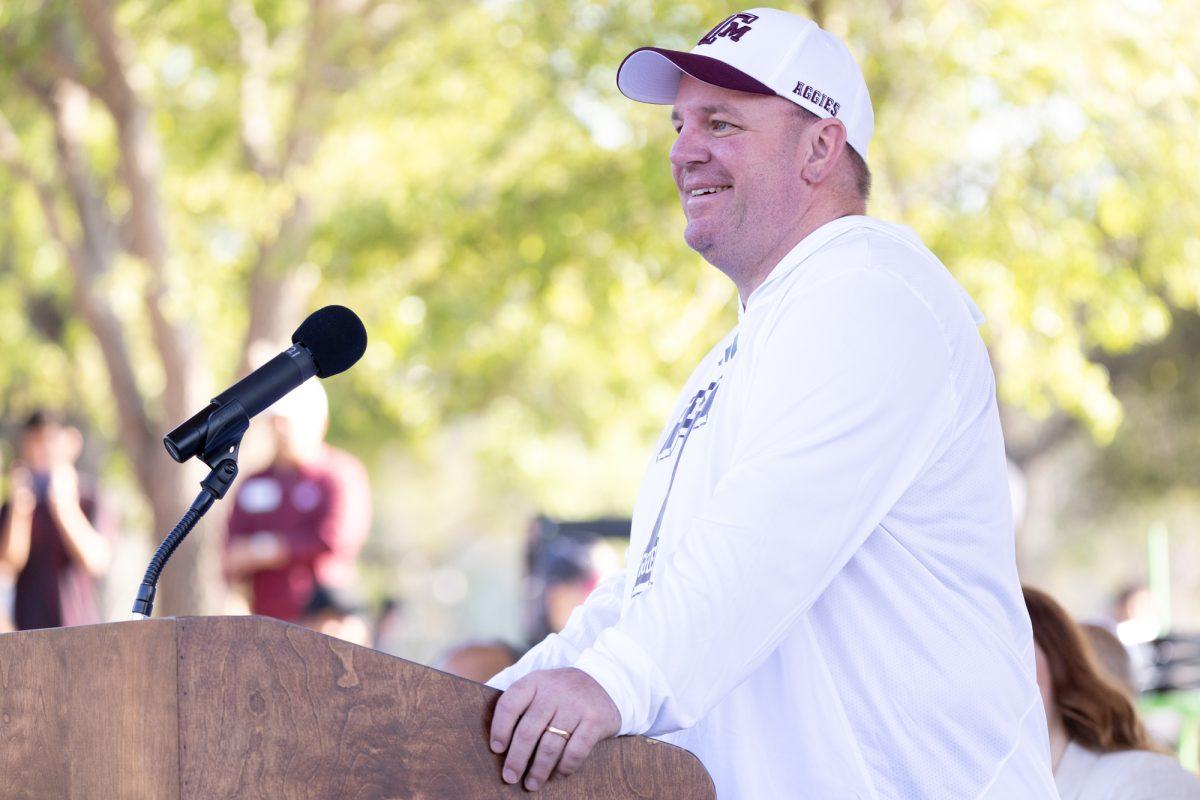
(225, 380), (370, 622)
(0, 411), (113, 630)
(487, 9), (1059, 798)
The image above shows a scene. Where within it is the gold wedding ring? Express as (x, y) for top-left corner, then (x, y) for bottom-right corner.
(545, 725), (571, 739)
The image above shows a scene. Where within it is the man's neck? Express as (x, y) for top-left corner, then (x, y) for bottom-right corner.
(734, 206), (864, 305)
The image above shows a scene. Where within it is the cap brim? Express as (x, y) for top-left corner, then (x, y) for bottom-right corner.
(616, 47), (775, 104)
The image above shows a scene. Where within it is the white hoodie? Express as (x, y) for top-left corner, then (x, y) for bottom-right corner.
(491, 216), (1060, 800)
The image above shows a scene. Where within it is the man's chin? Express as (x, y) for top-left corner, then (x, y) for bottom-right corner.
(683, 221), (717, 256)
(684, 223), (743, 277)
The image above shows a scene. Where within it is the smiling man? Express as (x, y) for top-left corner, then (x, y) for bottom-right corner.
(487, 9), (1059, 798)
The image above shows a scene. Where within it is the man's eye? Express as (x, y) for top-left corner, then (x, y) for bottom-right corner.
(711, 120), (733, 132)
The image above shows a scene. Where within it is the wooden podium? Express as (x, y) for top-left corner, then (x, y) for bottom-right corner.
(0, 616), (714, 799)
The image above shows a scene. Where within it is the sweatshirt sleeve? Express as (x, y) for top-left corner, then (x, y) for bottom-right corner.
(487, 570), (627, 690)
(573, 266), (961, 736)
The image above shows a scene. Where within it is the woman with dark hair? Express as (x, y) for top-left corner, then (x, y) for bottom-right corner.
(1025, 585), (1200, 799)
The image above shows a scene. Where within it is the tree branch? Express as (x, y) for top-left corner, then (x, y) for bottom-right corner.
(0, 110), (85, 274)
(52, 79), (120, 272)
(76, 0), (202, 425)
(235, 0), (398, 368)
(0, 101), (160, 482)
(228, 0), (279, 176)
(279, 0), (331, 174)
(805, 0), (828, 27)
(236, 197), (320, 376)
(233, 0), (335, 369)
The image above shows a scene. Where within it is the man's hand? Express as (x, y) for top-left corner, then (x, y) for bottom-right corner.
(489, 667), (621, 792)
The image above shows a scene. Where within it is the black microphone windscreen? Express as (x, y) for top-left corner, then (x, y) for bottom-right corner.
(292, 305), (368, 378)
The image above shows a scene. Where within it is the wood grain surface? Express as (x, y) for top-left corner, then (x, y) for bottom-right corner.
(0, 619), (180, 800)
(0, 617), (714, 799)
(176, 616), (715, 800)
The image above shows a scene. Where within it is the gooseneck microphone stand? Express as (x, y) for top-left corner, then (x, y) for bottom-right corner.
(130, 402), (250, 619)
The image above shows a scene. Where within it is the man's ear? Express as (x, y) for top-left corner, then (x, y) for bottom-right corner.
(800, 118), (849, 184)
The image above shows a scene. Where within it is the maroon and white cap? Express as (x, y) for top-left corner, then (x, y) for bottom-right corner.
(616, 8), (874, 158)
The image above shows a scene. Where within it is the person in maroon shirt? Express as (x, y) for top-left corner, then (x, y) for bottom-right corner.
(224, 382), (371, 622)
(0, 410), (114, 630)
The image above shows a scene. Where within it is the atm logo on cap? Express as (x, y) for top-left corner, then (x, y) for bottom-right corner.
(698, 12), (758, 45)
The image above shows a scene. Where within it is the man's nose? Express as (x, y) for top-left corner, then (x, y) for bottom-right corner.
(669, 123), (709, 169)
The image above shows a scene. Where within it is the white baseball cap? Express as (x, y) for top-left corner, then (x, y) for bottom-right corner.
(616, 8), (874, 159)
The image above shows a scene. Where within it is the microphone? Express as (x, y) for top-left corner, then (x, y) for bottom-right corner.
(163, 305), (367, 464)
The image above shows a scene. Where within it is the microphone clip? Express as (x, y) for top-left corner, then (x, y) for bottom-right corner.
(197, 400), (249, 471)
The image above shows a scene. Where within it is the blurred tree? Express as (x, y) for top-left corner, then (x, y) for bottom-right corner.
(0, 0), (409, 613)
(1, 0), (1197, 615)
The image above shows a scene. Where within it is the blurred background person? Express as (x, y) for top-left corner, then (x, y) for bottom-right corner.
(521, 517), (627, 648)
(1025, 585), (1200, 798)
(0, 449), (12, 634)
(436, 639), (522, 683)
(1112, 584), (1162, 647)
(540, 537), (601, 637)
(1081, 622), (1140, 698)
(301, 583), (371, 646)
(0, 410), (114, 631)
(1089, 582), (1162, 694)
(371, 595), (409, 655)
(224, 381), (371, 622)
(0, 555), (12, 632)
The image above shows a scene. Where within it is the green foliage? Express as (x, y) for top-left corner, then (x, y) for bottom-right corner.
(851, 0), (1200, 442)
(1, 0), (1198, 518)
